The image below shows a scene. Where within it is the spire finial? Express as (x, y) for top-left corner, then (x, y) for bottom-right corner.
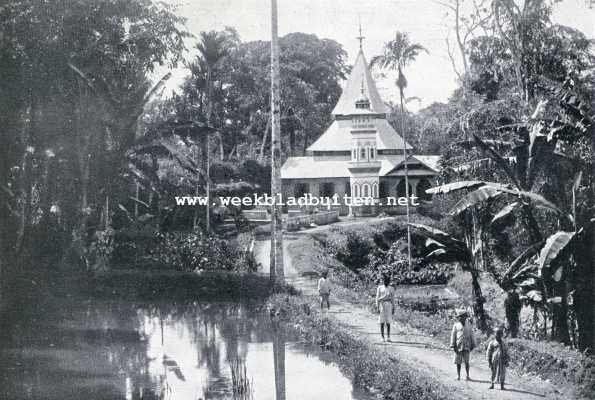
(356, 18), (365, 50)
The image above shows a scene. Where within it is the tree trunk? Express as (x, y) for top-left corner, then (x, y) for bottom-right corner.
(16, 98), (37, 257)
(469, 265), (488, 332)
(398, 82), (412, 269)
(259, 115), (271, 161)
(288, 127), (296, 157)
(0, 115), (11, 308)
(302, 133), (309, 155)
(453, 0), (469, 76)
(205, 66), (214, 232)
(270, 0), (284, 282)
(218, 131), (224, 161)
(552, 281), (571, 344)
(75, 88), (91, 271)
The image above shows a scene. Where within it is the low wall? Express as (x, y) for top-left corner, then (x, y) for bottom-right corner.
(285, 211), (339, 231)
(313, 211), (339, 225)
(242, 209), (269, 220)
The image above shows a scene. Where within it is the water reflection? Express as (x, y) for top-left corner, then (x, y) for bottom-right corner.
(0, 299), (370, 400)
(272, 321), (286, 400)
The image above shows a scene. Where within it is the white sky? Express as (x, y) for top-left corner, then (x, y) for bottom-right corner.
(159, 0), (595, 112)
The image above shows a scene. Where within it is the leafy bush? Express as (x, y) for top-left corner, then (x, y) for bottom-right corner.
(364, 240), (453, 285)
(210, 161), (240, 183)
(507, 338), (595, 399)
(334, 232), (373, 273)
(239, 159), (270, 193)
(147, 231), (255, 272)
(89, 270), (293, 301)
(88, 228), (115, 271)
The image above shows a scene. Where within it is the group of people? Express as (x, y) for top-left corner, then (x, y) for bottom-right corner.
(450, 309), (509, 390)
(317, 272), (510, 390)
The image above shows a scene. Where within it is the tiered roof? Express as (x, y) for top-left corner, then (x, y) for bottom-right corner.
(331, 50), (390, 116)
(307, 48), (412, 153)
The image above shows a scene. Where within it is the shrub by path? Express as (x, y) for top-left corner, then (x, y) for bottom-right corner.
(254, 228), (569, 400)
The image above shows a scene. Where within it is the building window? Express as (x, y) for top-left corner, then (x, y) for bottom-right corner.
(370, 147), (376, 160)
(372, 183), (378, 198)
(295, 183), (309, 198)
(360, 148), (366, 160)
(345, 181), (351, 196)
(362, 183), (370, 197)
(396, 180), (412, 198)
(320, 182), (335, 198)
(379, 181), (388, 198)
(353, 184), (360, 197)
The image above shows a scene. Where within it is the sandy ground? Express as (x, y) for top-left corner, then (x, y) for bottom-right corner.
(254, 226), (569, 400)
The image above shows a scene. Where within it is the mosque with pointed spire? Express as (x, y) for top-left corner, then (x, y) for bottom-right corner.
(281, 38), (440, 215)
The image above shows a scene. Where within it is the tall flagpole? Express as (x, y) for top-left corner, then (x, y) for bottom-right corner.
(270, 0), (284, 282)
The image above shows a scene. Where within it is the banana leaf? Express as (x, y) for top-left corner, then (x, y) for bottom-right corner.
(538, 231), (575, 272)
(450, 186), (503, 216)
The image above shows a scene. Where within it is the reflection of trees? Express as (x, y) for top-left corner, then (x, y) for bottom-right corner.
(272, 321), (286, 400)
(8, 298), (276, 400)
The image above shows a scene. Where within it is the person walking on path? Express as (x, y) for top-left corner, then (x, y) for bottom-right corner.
(487, 326), (509, 390)
(375, 275), (395, 342)
(450, 309), (475, 381)
(317, 270), (331, 310)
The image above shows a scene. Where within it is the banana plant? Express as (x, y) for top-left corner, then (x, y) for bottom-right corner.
(409, 223), (490, 332)
(425, 80), (592, 345)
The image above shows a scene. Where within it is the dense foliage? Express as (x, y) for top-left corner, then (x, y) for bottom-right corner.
(365, 241), (453, 285)
(147, 231), (254, 272)
(0, 1), (350, 308)
(0, 0), (188, 290)
(319, 222), (454, 286)
(407, 0), (594, 349)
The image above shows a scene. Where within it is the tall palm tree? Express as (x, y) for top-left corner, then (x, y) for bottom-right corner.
(195, 31), (230, 231)
(371, 32), (427, 269)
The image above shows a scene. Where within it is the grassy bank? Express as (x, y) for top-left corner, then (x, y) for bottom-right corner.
(1, 267), (293, 338)
(268, 293), (452, 400)
(289, 219), (595, 399)
(87, 269), (295, 301)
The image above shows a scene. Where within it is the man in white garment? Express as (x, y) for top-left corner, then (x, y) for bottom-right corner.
(317, 270), (331, 310)
(375, 275), (395, 342)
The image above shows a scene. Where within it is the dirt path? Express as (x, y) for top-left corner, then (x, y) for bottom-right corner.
(254, 231), (566, 400)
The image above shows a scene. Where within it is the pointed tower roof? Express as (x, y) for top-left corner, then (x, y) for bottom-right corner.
(332, 49), (390, 116)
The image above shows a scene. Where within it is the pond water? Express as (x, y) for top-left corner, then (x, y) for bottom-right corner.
(0, 298), (371, 400)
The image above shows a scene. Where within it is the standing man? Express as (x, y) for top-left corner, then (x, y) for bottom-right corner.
(375, 275), (395, 342)
(318, 270), (331, 310)
(450, 309), (475, 381)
